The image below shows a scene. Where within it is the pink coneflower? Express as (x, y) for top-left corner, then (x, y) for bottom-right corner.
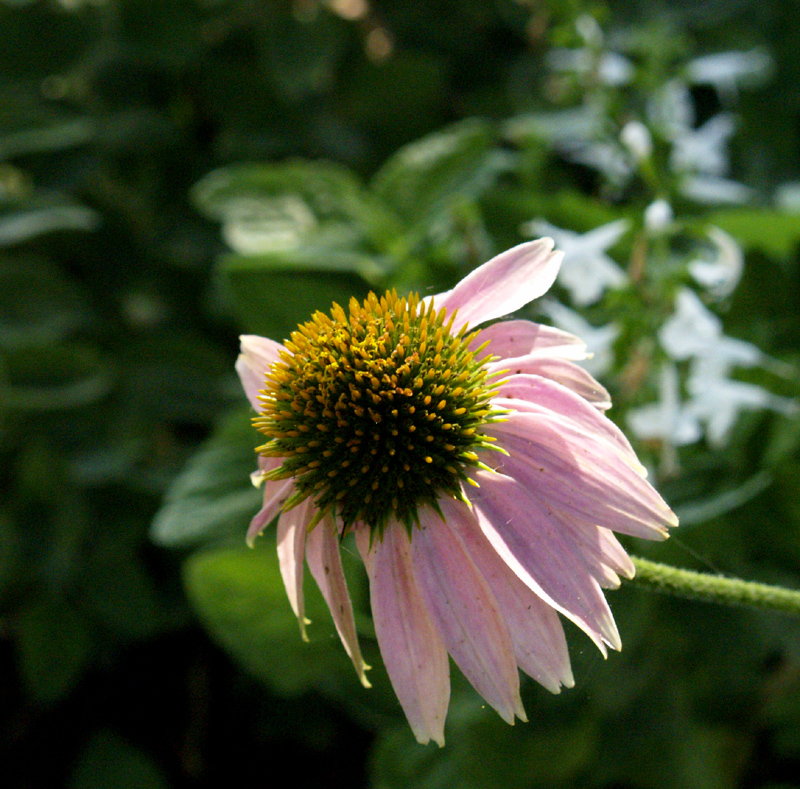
(236, 238), (677, 746)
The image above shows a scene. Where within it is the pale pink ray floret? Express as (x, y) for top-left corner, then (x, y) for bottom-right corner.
(236, 238), (678, 746)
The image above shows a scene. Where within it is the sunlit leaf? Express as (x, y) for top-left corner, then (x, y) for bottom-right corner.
(370, 118), (511, 226)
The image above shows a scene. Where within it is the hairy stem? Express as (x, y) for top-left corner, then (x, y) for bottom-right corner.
(628, 556), (800, 617)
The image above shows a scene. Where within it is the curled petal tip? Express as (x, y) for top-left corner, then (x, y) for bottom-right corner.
(358, 662), (372, 688)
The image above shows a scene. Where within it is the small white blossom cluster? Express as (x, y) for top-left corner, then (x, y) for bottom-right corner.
(628, 287), (796, 450)
(514, 15), (797, 463)
(524, 15), (771, 203)
(519, 216), (795, 456)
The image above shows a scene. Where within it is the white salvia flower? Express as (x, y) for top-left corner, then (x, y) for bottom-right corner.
(656, 288), (795, 446)
(560, 140), (633, 185)
(685, 358), (797, 447)
(688, 226), (744, 299)
(686, 48), (772, 103)
(680, 175), (755, 205)
(523, 219), (629, 306)
(659, 288), (761, 368)
(576, 13), (604, 47)
(774, 182), (800, 212)
(647, 79), (695, 141)
(539, 299), (620, 378)
(644, 199), (674, 234)
(669, 114), (736, 177)
(620, 121), (653, 163)
(627, 362), (703, 446)
(545, 49), (634, 87)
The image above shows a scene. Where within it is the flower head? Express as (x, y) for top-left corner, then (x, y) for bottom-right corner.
(237, 239), (677, 746)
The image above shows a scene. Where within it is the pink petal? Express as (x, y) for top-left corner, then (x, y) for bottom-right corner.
(431, 239), (562, 331)
(411, 506), (526, 724)
(364, 525), (450, 747)
(305, 513), (371, 688)
(476, 319), (588, 361)
(276, 494), (312, 639)
(246, 478), (295, 547)
(236, 334), (285, 410)
(470, 470), (622, 654)
(488, 357), (611, 410)
(439, 497), (574, 693)
(488, 454), (636, 589)
(489, 412), (677, 540)
(493, 374), (639, 464)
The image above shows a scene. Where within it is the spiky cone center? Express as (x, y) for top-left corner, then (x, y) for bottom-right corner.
(254, 289), (503, 537)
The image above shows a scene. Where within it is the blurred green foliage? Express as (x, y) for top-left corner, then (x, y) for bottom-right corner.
(2, 1), (800, 788)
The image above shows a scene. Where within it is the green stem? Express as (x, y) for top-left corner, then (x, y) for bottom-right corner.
(628, 556), (800, 617)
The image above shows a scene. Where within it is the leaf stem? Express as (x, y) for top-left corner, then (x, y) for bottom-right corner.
(628, 556), (800, 617)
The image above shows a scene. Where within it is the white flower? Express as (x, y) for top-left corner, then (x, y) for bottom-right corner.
(644, 199), (674, 234)
(560, 140), (633, 186)
(620, 121), (653, 163)
(686, 49), (772, 102)
(545, 49), (634, 87)
(669, 114), (736, 177)
(688, 226), (744, 299)
(523, 219), (629, 306)
(685, 358), (797, 447)
(679, 175), (754, 205)
(774, 182), (800, 212)
(627, 363), (702, 446)
(647, 80), (695, 141)
(539, 300), (619, 377)
(659, 288), (761, 371)
(656, 288), (796, 446)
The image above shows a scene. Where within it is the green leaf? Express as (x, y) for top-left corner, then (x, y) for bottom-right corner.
(0, 117), (94, 159)
(183, 543), (366, 697)
(193, 160), (401, 257)
(370, 118), (510, 226)
(0, 202), (99, 245)
(16, 597), (92, 704)
(0, 342), (112, 410)
(150, 406), (261, 548)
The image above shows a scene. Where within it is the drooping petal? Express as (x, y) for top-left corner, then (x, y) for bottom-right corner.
(236, 334), (286, 410)
(305, 513), (371, 688)
(493, 374), (639, 465)
(487, 455), (636, 590)
(488, 356), (611, 410)
(364, 525), (450, 747)
(489, 412), (677, 540)
(246, 477), (295, 547)
(470, 469), (622, 654)
(411, 506), (526, 724)
(561, 518), (636, 589)
(431, 239), (563, 331)
(476, 319), (588, 361)
(275, 494), (313, 639)
(439, 496), (574, 694)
